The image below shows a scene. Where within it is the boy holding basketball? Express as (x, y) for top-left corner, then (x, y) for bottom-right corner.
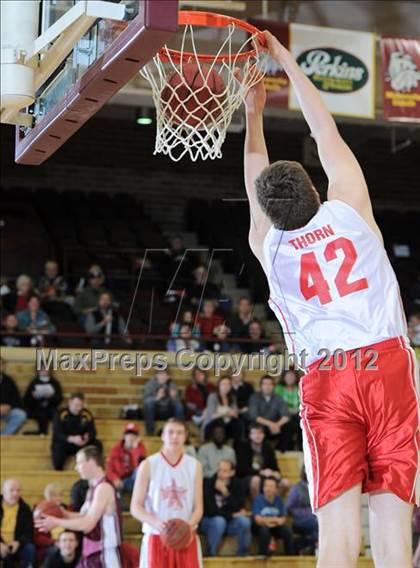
(243, 30), (419, 567)
(35, 445), (122, 567)
(131, 418), (203, 568)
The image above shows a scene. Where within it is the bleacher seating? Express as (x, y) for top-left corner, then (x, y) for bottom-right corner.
(0, 347), (376, 563)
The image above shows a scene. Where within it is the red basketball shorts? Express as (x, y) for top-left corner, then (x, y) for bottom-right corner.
(299, 335), (420, 511)
(140, 534), (203, 568)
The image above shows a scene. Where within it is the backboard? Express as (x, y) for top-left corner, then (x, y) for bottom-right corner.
(0, 0), (178, 165)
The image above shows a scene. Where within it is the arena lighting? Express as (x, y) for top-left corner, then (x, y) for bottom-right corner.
(136, 107), (153, 125)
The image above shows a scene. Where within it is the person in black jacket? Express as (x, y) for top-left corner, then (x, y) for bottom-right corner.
(0, 358), (27, 435)
(51, 393), (102, 470)
(200, 460), (251, 556)
(234, 422), (282, 497)
(84, 292), (130, 348)
(23, 367), (62, 434)
(44, 530), (80, 568)
(0, 478), (35, 567)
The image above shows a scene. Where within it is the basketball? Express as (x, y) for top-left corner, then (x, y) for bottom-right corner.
(33, 500), (64, 519)
(161, 63), (225, 128)
(160, 518), (192, 551)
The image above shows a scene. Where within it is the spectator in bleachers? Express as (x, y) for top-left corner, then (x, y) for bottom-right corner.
(51, 392), (102, 470)
(2, 274), (34, 314)
(184, 429), (197, 458)
(0, 478), (35, 568)
(227, 297), (254, 341)
(169, 309), (201, 338)
(170, 309), (201, 337)
(73, 268), (107, 321)
(252, 477), (295, 556)
(243, 320), (267, 354)
(197, 299), (224, 340)
(285, 467), (318, 554)
(201, 375), (243, 441)
(44, 530), (80, 568)
(235, 422), (281, 498)
(38, 260), (69, 301)
(106, 423), (147, 495)
(275, 369), (302, 451)
(231, 371), (254, 416)
(69, 480), (89, 512)
(248, 375), (290, 451)
(44, 483), (66, 508)
(166, 235), (198, 281)
(1, 314), (23, 347)
(187, 265), (220, 305)
(211, 323), (239, 353)
(408, 312), (420, 347)
(185, 368), (216, 424)
(17, 295), (56, 346)
(23, 365), (63, 435)
(197, 423), (236, 479)
(75, 264), (104, 294)
(84, 291), (130, 348)
(0, 358), (27, 435)
(33, 483), (66, 564)
(201, 460), (251, 557)
(166, 323), (201, 352)
(143, 370), (184, 435)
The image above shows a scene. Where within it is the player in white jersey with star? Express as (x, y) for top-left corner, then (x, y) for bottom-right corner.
(131, 418), (203, 568)
(243, 31), (419, 567)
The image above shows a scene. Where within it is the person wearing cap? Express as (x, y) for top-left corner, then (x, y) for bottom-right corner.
(106, 424), (147, 495)
(73, 268), (107, 322)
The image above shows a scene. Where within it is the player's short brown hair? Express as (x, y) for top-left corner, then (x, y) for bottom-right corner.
(77, 445), (104, 468)
(163, 418), (187, 432)
(255, 160), (320, 230)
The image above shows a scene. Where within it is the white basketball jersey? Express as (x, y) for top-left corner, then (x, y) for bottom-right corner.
(142, 451), (197, 535)
(263, 199), (407, 367)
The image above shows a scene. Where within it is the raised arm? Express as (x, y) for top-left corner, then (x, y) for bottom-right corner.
(243, 74), (272, 262)
(263, 31), (382, 241)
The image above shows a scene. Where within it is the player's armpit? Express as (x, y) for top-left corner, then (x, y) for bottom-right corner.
(248, 228), (268, 270)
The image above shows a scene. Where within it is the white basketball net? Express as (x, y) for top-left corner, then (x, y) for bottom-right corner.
(140, 22), (266, 161)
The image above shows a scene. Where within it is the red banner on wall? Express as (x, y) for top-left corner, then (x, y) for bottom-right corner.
(248, 18), (289, 108)
(381, 37), (420, 122)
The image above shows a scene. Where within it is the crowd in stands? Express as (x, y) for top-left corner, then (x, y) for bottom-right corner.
(1, 230), (419, 564)
(2, 361), (420, 562)
(0, 235), (284, 351)
(0, 422), (318, 564)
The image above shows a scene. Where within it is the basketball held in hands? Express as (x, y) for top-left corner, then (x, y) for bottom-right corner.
(33, 500), (64, 519)
(160, 518), (193, 550)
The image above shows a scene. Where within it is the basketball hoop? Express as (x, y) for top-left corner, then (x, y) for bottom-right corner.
(140, 11), (267, 162)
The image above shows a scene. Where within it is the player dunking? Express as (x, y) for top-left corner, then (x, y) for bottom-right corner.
(35, 445), (122, 567)
(244, 31), (419, 566)
(131, 418), (203, 568)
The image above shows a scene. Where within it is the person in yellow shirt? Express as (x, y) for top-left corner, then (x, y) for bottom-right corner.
(0, 478), (35, 567)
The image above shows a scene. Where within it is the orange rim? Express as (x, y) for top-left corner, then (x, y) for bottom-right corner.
(158, 11), (266, 63)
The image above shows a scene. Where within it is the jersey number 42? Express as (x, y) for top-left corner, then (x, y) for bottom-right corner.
(299, 237), (368, 305)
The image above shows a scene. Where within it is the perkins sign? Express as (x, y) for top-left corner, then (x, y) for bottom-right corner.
(297, 48), (369, 93)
